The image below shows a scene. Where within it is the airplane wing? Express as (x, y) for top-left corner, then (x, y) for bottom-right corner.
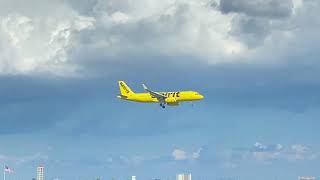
(142, 84), (167, 103)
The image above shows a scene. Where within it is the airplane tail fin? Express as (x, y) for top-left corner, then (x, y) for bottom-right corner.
(118, 81), (135, 96)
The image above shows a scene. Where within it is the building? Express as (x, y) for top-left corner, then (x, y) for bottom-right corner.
(132, 176), (136, 180)
(37, 166), (44, 180)
(176, 173), (192, 180)
(299, 177), (316, 180)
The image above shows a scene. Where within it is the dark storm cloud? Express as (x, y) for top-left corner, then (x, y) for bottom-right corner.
(219, 0), (296, 47)
(220, 0), (294, 18)
(229, 16), (271, 47)
(93, 56), (320, 112)
(0, 72), (180, 136)
(0, 75), (110, 134)
(1, 56), (320, 136)
(203, 65), (320, 112)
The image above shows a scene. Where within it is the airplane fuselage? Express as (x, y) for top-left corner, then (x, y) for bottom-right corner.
(117, 81), (204, 108)
(118, 91), (203, 105)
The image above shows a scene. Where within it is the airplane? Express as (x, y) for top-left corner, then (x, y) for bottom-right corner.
(117, 81), (204, 108)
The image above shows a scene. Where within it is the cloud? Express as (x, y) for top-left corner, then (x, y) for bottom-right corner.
(196, 142), (317, 167)
(248, 142), (284, 162)
(287, 144), (317, 161)
(102, 148), (200, 167)
(77, 143), (316, 169)
(0, 0), (95, 76)
(229, 15), (271, 47)
(172, 149), (188, 160)
(220, 0), (294, 18)
(0, 0), (319, 78)
(1, 62), (320, 136)
(172, 148), (202, 161)
(245, 142), (317, 162)
(0, 76), (105, 135)
(0, 0), (242, 76)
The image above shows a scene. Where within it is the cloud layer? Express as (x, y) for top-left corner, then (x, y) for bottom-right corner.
(0, 0), (319, 76)
(220, 0), (294, 18)
(195, 142), (317, 168)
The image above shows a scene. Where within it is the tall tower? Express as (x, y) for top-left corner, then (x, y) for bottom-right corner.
(176, 173), (191, 180)
(37, 166), (44, 180)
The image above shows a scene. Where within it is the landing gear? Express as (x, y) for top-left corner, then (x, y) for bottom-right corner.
(160, 103), (166, 109)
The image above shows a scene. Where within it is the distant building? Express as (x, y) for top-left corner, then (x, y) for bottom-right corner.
(176, 173), (191, 180)
(132, 176), (136, 180)
(299, 177), (316, 180)
(37, 166), (44, 180)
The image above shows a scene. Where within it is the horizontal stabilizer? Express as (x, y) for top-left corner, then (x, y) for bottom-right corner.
(117, 94), (128, 99)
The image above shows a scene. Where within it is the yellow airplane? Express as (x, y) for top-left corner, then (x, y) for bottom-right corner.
(117, 81), (204, 108)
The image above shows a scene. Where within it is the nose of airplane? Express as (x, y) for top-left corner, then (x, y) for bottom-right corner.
(199, 94), (204, 99)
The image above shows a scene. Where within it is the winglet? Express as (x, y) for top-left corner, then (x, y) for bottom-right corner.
(142, 84), (148, 91)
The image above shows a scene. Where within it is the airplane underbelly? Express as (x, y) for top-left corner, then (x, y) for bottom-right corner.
(167, 102), (179, 106)
(131, 97), (158, 103)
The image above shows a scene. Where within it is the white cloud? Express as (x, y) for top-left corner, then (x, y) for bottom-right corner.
(0, 0), (319, 76)
(110, 11), (132, 24)
(172, 149), (188, 160)
(0, 0), (244, 76)
(292, 0), (303, 14)
(287, 144), (317, 161)
(192, 148), (202, 159)
(0, 1), (95, 76)
(172, 148), (201, 161)
(1, 14), (34, 45)
(249, 142), (317, 162)
(48, 15), (95, 63)
(196, 142), (317, 167)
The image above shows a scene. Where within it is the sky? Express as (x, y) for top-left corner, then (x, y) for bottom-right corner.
(0, 0), (320, 180)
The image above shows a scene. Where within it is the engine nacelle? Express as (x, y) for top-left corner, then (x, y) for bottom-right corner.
(165, 97), (177, 103)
